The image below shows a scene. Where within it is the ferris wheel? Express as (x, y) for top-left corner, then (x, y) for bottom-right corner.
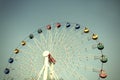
(2, 22), (108, 80)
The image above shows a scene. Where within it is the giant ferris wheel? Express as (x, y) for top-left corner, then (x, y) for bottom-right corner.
(3, 22), (108, 80)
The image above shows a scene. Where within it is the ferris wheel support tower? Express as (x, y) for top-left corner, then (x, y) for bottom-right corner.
(37, 51), (56, 80)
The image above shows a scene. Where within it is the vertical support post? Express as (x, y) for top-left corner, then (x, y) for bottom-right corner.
(49, 63), (54, 80)
(43, 56), (49, 80)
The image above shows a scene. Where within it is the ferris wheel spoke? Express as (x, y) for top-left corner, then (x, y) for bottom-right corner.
(57, 53), (79, 79)
(51, 27), (66, 52)
(58, 55), (87, 80)
(38, 32), (48, 50)
(25, 43), (36, 53)
(57, 48), (99, 79)
(33, 38), (44, 52)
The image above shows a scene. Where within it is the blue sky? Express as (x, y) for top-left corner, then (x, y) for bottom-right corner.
(0, 0), (120, 80)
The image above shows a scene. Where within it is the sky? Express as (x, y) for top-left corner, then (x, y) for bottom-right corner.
(0, 0), (120, 80)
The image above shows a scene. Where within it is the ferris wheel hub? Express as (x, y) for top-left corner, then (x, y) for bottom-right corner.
(43, 51), (50, 57)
